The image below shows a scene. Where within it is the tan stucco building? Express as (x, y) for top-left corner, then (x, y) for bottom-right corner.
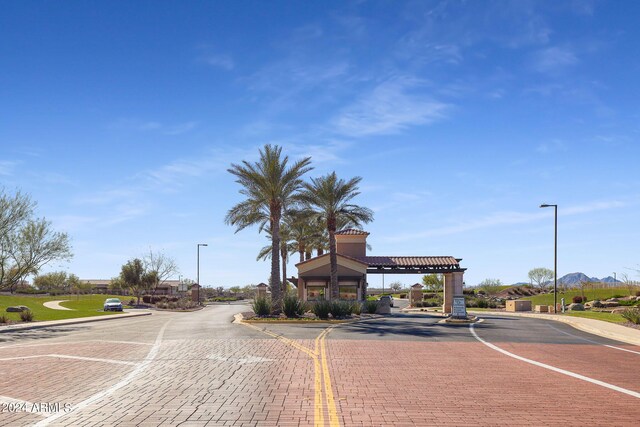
(295, 229), (466, 313)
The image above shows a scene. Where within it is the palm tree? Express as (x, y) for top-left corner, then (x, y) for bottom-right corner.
(256, 221), (296, 291)
(301, 172), (374, 300)
(225, 144), (312, 310)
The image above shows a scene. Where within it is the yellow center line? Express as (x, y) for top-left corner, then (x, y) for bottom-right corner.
(318, 327), (339, 427)
(239, 320), (336, 427)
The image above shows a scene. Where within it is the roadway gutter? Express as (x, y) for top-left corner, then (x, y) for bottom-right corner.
(468, 310), (640, 346)
(0, 311), (152, 333)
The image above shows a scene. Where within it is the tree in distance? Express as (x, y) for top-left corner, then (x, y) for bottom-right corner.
(0, 189), (72, 293)
(528, 267), (554, 290)
(33, 271), (81, 294)
(300, 172), (374, 301)
(119, 258), (146, 305)
(478, 278), (503, 296)
(225, 144), (313, 312)
(422, 274), (444, 292)
(389, 281), (404, 292)
(143, 248), (179, 297)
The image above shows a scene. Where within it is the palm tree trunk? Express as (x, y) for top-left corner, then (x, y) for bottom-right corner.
(270, 211), (282, 312)
(299, 248), (304, 264)
(281, 247), (287, 294)
(328, 219), (338, 301)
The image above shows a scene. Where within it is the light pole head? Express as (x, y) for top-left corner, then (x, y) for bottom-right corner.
(540, 203), (550, 208)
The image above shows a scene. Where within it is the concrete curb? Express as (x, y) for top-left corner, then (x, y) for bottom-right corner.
(0, 311), (152, 333)
(234, 312), (383, 325)
(468, 310), (640, 346)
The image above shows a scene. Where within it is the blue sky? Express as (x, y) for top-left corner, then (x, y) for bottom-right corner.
(2, 1), (639, 288)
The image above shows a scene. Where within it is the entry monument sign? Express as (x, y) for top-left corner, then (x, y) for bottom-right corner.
(452, 296), (467, 318)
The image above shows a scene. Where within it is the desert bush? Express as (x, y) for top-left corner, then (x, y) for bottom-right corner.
(252, 296), (272, 316)
(351, 302), (362, 315)
(312, 300), (331, 319)
(621, 308), (640, 324)
(330, 300), (353, 318)
(19, 310), (34, 322)
(476, 299), (489, 309)
(283, 294), (307, 318)
(572, 296), (583, 304)
(363, 299), (378, 314)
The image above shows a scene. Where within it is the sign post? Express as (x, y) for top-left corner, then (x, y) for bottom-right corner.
(452, 296), (467, 319)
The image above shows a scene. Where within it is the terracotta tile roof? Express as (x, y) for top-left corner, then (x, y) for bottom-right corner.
(335, 228), (370, 236)
(358, 256), (461, 268)
(295, 252), (369, 267)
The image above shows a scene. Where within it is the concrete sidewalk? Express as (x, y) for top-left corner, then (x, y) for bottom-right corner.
(468, 310), (640, 346)
(0, 311), (152, 333)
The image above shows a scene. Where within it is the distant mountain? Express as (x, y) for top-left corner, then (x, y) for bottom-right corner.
(558, 272), (619, 286)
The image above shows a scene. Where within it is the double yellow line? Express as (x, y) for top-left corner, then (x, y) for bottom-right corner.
(241, 322), (339, 427)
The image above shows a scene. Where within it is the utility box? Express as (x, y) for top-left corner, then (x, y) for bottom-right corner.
(534, 304), (549, 313)
(506, 300), (532, 312)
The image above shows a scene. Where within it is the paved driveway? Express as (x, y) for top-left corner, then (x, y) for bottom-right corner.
(0, 307), (638, 426)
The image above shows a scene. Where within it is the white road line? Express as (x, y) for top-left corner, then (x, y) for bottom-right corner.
(0, 354), (137, 365)
(547, 324), (640, 356)
(47, 354), (137, 366)
(33, 320), (170, 427)
(469, 323), (640, 399)
(0, 339), (154, 350)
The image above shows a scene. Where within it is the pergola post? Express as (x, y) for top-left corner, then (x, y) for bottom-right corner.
(443, 272), (464, 314)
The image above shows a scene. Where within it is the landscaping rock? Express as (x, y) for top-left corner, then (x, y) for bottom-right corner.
(602, 301), (620, 308)
(6, 306), (29, 313)
(591, 300), (604, 308)
(606, 298), (619, 302)
(568, 303), (584, 311)
(635, 296), (640, 302)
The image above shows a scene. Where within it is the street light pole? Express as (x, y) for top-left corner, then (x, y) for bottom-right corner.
(540, 204), (558, 313)
(197, 243), (208, 287)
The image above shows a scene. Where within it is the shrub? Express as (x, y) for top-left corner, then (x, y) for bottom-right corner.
(142, 295), (152, 304)
(252, 296), (272, 316)
(330, 300), (353, 318)
(572, 296), (583, 304)
(351, 302), (362, 315)
(19, 310), (34, 322)
(476, 299), (489, 309)
(363, 299), (378, 314)
(0, 314), (8, 323)
(283, 294), (307, 318)
(414, 301), (423, 308)
(422, 298), (439, 307)
(636, 291), (640, 297)
(128, 299), (136, 306)
(399, 293), (407, 299)
(423, 293), (437, 299)
(621, 308), (640, 324)
(312, 300), (331, 319)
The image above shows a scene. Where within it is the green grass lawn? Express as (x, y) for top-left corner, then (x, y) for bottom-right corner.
(520, 286), (635, 306)
(563, 310), (628, 324)
(0, 294), (130, 323)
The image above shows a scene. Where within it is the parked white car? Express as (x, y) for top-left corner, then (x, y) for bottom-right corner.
(103, 298), (123, 312)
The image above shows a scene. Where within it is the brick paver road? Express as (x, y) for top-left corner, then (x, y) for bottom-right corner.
(1, 305), (639, 426)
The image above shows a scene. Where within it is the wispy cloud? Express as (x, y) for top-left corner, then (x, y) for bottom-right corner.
(532, 46), (579, 73)
(202, 54), (235, 70)
(109, 119), (198, 135)
(0, 160), (19, 176)
(386, 199), (627, 242)
(536, 139), (568, 154)
(332, 77), (449, 137)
